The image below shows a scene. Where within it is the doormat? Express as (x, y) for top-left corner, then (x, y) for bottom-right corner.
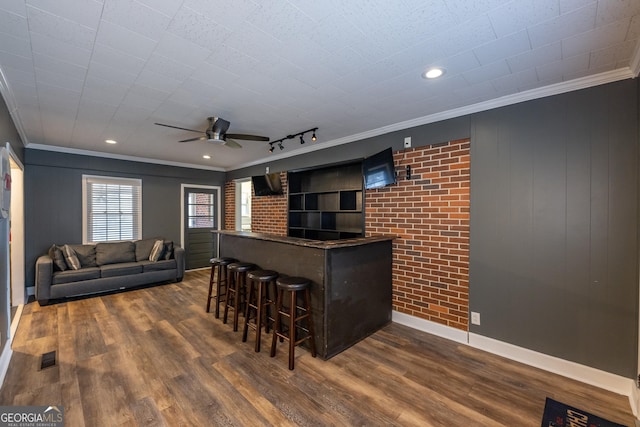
(541, 397), (628, 427)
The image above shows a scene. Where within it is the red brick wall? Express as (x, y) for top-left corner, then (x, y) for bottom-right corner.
(250, 172), (288, 235)
(223, 140), (471, 330)
(223, 173), (288, 235)
(365, 139), (470, 330)
(224, 181), (235, 230)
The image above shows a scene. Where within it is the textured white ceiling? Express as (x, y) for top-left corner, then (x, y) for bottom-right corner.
(0, 0), (638, 171)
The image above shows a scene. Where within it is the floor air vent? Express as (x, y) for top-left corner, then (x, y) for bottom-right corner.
(40, 351), (56, 370)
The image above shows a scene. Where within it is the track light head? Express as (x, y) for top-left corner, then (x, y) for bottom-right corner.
(268, 144), (274, 153)
(278, 141), (284, 150)
(300, 135), (305, 144)
(311, 130), (316, 142)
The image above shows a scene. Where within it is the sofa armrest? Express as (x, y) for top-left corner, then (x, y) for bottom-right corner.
(35, 255), (53, 304)
(174, 246), (185, 281)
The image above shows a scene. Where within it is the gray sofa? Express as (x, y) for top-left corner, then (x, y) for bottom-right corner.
(35, 238), (185, 305)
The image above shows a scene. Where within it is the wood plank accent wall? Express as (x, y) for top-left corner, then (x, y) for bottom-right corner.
(365, 139), (470, 330)
(224, 141), (470, 330)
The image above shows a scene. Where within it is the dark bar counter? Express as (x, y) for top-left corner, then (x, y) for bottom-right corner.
(215, 231), (394, 359)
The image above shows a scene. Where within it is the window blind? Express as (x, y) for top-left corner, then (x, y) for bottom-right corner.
(83, 175), (142, 243)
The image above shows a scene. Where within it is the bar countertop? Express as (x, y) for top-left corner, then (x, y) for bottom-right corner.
(212, 230), (394, 249)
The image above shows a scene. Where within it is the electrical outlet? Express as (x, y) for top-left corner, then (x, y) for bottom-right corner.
(404, 136), (411, 148)
(265, 166), (269, 173)
(471, 312), (481, 325)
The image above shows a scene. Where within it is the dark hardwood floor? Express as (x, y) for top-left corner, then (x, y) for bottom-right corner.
(1, 270), (635, 426)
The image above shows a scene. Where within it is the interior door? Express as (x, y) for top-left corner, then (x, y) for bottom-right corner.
(183, 187), (219, 270)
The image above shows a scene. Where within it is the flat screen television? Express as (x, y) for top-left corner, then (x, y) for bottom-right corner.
(252, 173), (283, 196)
(362, 147), (396, 189)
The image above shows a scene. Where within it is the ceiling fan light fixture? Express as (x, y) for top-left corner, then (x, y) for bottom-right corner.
(423, 67), (445, 79)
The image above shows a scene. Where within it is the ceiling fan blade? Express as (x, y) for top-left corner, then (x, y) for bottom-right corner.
(155, 122), (203, 133)
(226, 133), (270, 142)
(179, 136), (206, 143)
(224, 139), (243, 149)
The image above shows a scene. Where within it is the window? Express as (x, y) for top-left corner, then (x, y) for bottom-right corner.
(83, 175), (142, 243)
(187, 192), (214, 228)
(235, 179), (252, 231)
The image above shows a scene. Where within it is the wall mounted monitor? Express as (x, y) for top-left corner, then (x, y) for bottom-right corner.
(252, 172), (283, 196)
(362, 147), (396, 189)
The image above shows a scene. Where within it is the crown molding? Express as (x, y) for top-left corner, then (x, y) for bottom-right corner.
(229, 67), (636, 171)
(26, 144), (225, 172)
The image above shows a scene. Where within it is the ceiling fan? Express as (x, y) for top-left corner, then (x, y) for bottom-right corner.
(154, 116), (269, 148)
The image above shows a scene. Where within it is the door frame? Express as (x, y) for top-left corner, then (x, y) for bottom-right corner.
(6, 143), (24, 306)
(180, 184), (222, 262)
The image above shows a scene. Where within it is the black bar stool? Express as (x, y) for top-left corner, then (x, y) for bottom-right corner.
(223, 262), (255, 331)
(242, 269), (278, 352)
(207, 257), (237, 318)
(270, 276), (316, 370)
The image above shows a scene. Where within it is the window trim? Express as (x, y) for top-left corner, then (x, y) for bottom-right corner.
(82, 174), (142, 244)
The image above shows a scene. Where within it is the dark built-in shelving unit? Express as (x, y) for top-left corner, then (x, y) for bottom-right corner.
(288, 162), (364, 240)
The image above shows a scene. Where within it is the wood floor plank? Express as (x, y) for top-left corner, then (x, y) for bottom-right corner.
(2, 270), (635, 426)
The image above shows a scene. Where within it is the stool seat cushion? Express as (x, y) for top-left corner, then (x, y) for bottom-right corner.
(228, 262), (255, 272)
(247, 270), (278, 281)
(210, 257), (236, 266)
(276, 276), (311, 291)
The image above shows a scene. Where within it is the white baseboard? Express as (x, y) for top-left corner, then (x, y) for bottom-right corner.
(392, 310), (468, 344)
(392, 311), (638, 419)
(0, 340), (12, 389)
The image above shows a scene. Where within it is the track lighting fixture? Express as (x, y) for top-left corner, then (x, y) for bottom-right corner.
(266, 127), (318, 152)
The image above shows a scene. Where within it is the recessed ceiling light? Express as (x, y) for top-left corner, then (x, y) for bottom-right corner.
(422, 67), (445, 79)
(203, 155), (211, 159)
(105, 139), (117, 144)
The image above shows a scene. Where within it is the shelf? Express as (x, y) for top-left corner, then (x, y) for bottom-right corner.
(287, 161), (364, 240)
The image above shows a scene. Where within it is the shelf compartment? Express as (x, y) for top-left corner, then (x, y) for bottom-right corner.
(289, 194), (304, 211)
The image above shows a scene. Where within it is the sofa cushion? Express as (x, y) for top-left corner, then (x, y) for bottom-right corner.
(135, 238), (158, 262)
(69, 244), (97, 267)
(52, 267), (101, 284)
(100, 262), (143, 278)
(163, 241), (174, 260)
(96, 241), (136, 266)
(139, 259), (176, 272)
(63, 245), (81, 270)
(48, 244), (68, 271)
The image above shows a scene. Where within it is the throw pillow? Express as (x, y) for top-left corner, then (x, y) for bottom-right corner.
(48, 244), (68, 271)
(149, 239), (165, 262)
(163, 241), (174, 260)
(63, 244), (81, 270)
(69, 244), (97, 267)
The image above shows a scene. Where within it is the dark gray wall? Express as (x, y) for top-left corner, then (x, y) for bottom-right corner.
(469, 79), (638, 377)
(229, 78), (639, 379)
(25, 149), (225, 288)
(0, 96), (24, 164)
